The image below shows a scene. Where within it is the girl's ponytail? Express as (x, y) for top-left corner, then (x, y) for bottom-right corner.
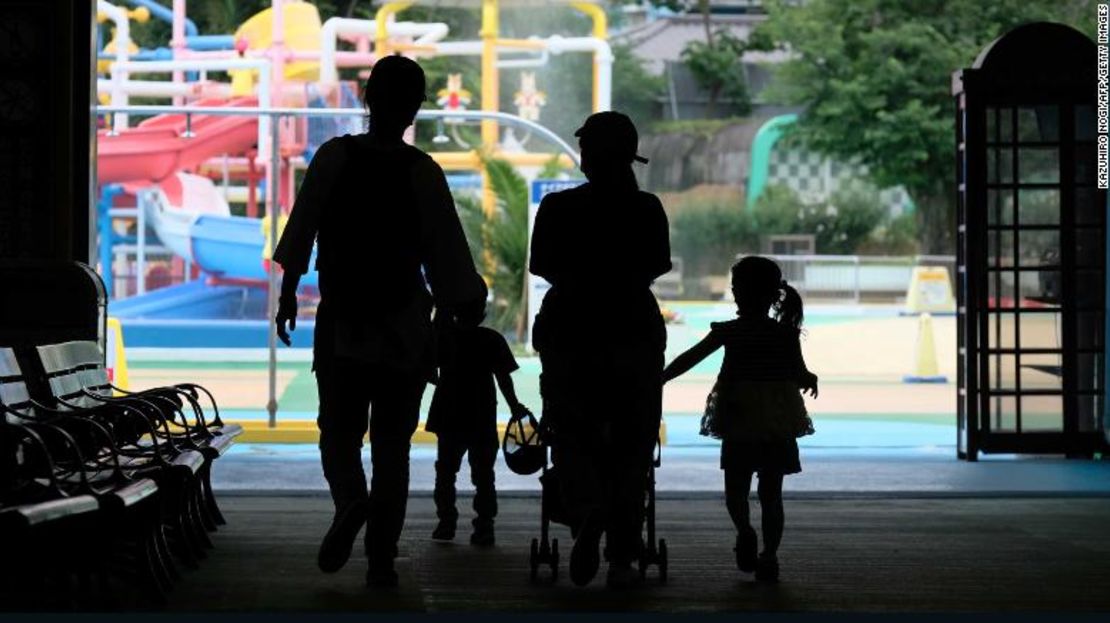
(775, 280), (805, 332)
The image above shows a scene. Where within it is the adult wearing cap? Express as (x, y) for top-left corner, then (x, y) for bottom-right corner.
(273, 55), (487, 587)
(530, 111), (671, 588)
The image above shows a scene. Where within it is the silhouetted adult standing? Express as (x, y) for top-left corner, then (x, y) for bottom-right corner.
(529, 111), (670, 588)
(273, 55), (487, 587)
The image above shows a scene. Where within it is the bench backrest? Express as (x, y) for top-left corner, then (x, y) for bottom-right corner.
(36, 341), (112, 410)
(0, 348), (35, 423)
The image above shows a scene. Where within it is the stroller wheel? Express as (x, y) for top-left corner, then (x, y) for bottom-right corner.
(529, 538), (539, 583)
(658, 539), (668, 584)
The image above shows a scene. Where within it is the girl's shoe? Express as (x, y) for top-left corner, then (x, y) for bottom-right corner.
(734, 530), (758, 573)
(755, 552), (779, 583)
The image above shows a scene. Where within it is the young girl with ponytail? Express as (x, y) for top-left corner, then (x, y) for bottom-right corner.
(662, 256), (818, 582)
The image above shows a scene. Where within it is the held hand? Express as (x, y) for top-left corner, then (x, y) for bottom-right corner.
(510, 402), (532, 419)
(276, 296), (297, 346)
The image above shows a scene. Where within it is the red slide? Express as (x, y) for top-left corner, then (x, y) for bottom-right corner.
(97, 97), (260, 185)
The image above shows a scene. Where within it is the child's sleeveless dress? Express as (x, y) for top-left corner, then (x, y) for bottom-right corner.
(700, 317), (814, 474)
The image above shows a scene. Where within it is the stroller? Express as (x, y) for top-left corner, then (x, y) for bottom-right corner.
(505, 411), (667, 583)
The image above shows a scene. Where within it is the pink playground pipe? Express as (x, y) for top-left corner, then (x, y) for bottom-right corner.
(172, 0), (186, 106)
(174, 48), (378, 68)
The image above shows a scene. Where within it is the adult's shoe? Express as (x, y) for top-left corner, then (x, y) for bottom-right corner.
(317, 499), (369, 573)
(569, 514), (603, 586)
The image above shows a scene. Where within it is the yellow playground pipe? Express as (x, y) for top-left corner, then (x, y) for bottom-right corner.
(493, 38), (547, 50)
(479, 0), (501, 223)
(571, 2), (607, 112)
(375, 1), (414, 57)
(431, 151), (575, 171)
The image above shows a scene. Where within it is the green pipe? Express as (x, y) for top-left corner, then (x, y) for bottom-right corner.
(746, 113), (797, 210)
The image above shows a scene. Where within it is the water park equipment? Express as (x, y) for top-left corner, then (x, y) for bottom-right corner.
(745, 113), (916, 215)
(97, 0), (606, 312)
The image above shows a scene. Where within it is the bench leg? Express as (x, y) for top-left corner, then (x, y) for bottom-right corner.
(188, 487), (214, 549)
(202, 461), (227, 526)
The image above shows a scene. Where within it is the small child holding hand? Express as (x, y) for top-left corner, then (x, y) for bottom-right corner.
(426, 305), (529, 546)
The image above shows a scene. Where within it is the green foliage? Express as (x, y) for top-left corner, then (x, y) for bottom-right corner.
(680, 28), (753, 117)
(668, 183), (919, 283)
(649, 116), (750, 136)
(538, 155), (579, 179)
(859, 212), (921, 255)
(756, 0), (1098, 251)
(611, 43), (666, 131)
(669, 199), (759, 279)
(753, 184), (888, 255)
(454, 155), (529, 339)
(453, 192), (485, 271)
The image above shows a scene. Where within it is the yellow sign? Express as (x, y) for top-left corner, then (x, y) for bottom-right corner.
(106, 317), (130, 393)
(905, 266), (955, 314)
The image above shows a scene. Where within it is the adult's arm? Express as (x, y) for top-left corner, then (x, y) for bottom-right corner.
(410, 156), (487, 310)
(643, 194), (673, 283)
(274, 137), (345, 279)
(273, 137), (345, 344)
(528, 194), (558, 283)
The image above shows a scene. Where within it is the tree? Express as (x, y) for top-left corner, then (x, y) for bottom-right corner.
(611, 43), (666, 131)
(678, 0), (772, 118)
(455, 154), (530, 340)
(756, 0), (1098, 253)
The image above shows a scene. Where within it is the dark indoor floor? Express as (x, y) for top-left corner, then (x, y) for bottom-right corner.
(162, 494), (1110, 613)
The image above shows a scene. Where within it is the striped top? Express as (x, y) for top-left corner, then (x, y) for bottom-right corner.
(711, 317), (806, 383)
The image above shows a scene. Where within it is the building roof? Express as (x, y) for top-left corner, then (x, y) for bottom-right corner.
(613, 14), (794, 76)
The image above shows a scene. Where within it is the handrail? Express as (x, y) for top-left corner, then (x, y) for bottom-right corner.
(96, 105), (581, 165)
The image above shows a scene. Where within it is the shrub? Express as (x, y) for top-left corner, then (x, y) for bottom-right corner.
(669, 193), (759, 279)
(752, 184), (887, 254)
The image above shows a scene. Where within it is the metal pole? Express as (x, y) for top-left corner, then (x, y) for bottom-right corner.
(853, 255), (861, 304)
(266, 113), (280, 429)
(137, 191), (147, 295)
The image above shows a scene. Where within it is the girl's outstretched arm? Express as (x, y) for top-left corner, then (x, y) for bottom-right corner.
(663, 333), (722, 384)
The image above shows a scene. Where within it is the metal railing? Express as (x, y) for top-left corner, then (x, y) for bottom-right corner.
(736, 254), (958, 303)
(96, 105), (582, 427)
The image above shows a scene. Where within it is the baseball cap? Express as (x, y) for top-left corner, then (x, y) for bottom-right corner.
(574, 111), (649, 164)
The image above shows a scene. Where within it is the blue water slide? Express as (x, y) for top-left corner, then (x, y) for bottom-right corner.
(189, 214), (318, 287)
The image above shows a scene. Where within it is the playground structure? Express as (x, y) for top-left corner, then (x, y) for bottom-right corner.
(96, 0), (608, 335)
